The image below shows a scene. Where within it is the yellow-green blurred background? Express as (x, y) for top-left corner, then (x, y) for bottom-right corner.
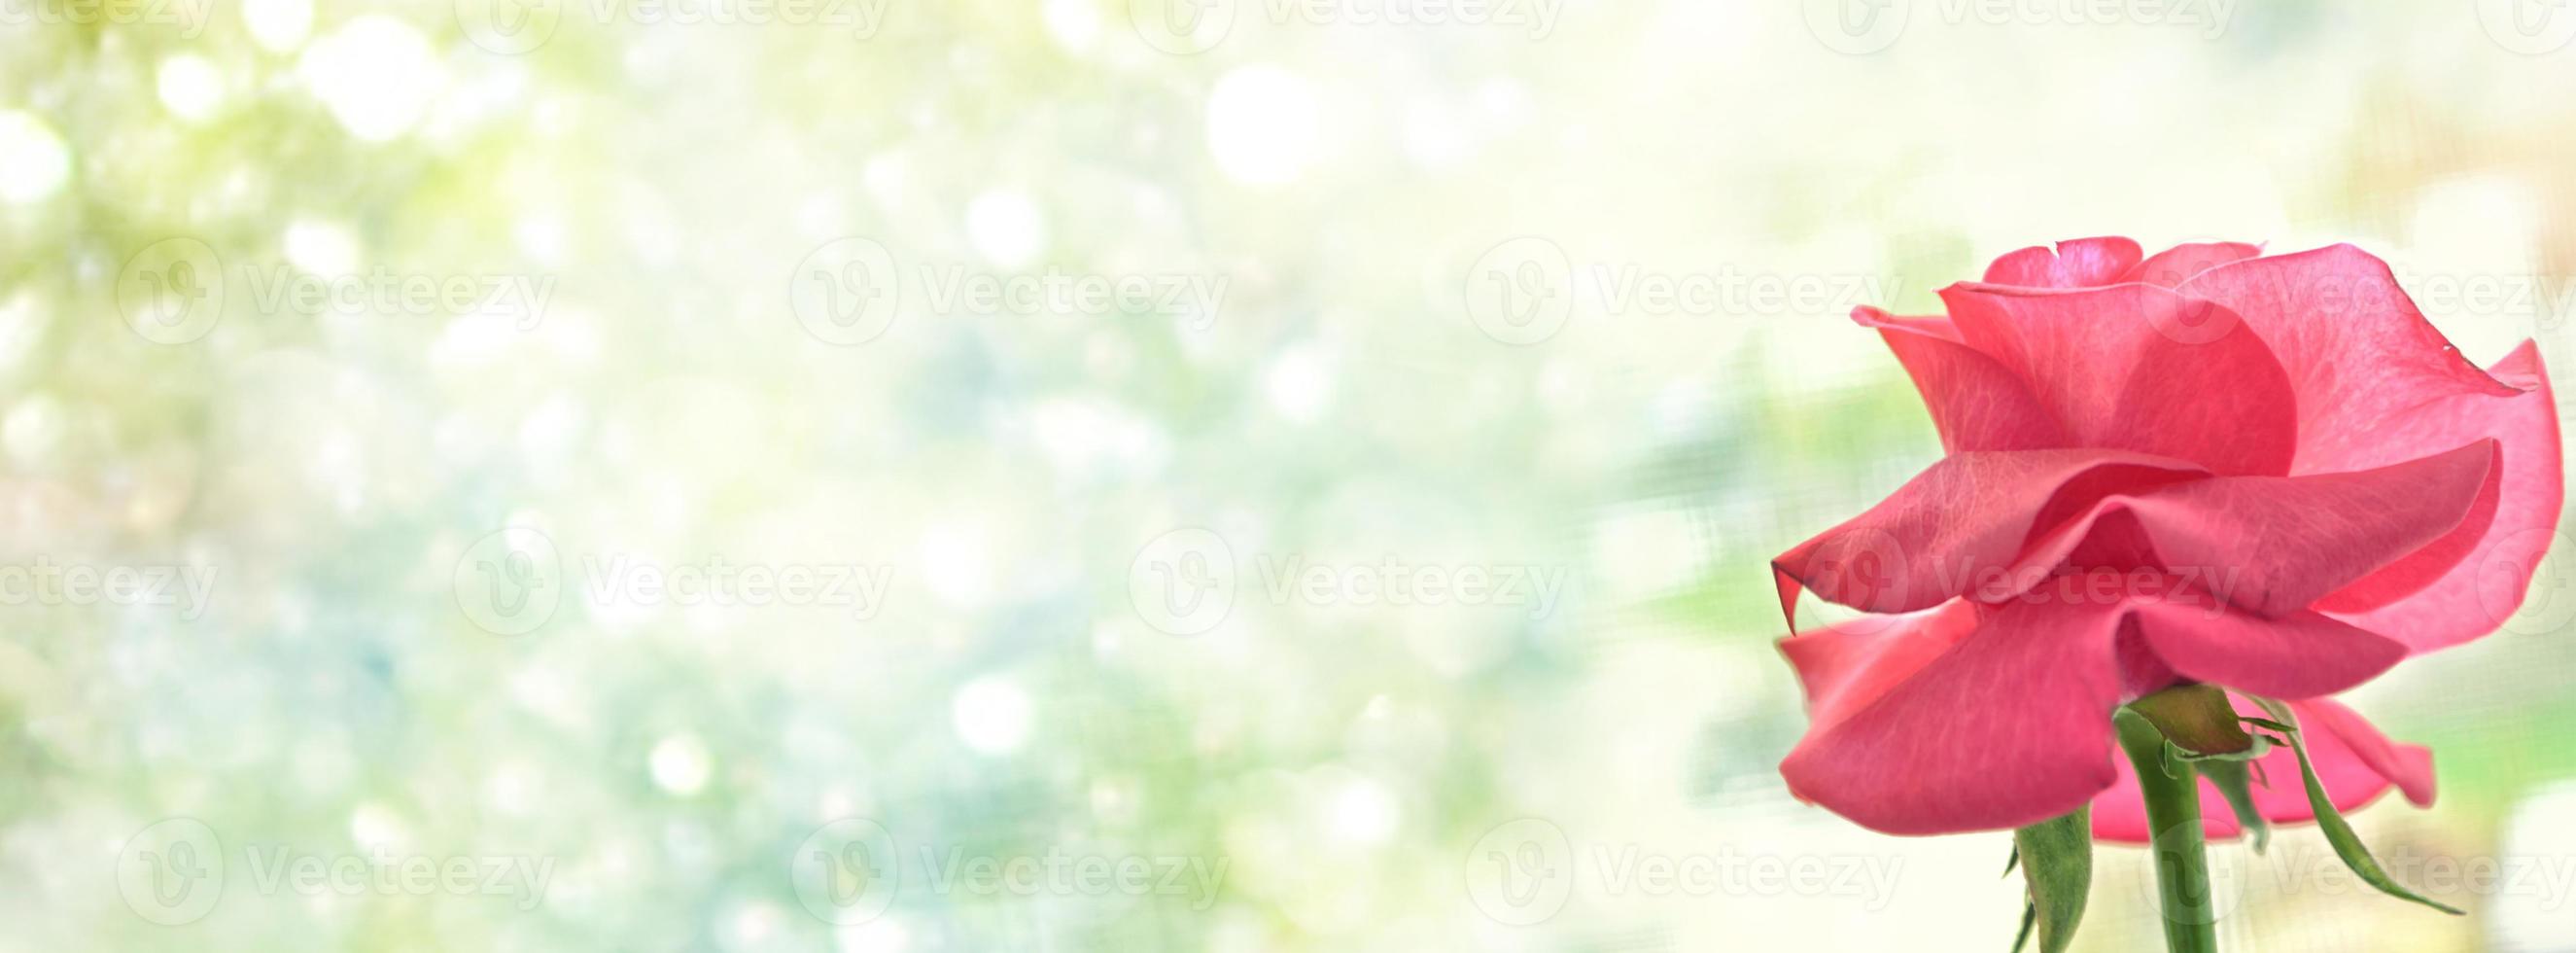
(5, 0), (2576, 949)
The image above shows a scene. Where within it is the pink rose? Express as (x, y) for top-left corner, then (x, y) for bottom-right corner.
(1772, 237), (2560, 835)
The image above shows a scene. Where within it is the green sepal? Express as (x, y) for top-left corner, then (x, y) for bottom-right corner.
(2176, 732), (2276, 764)
(2010, 805), (2092, 953)
(2251, 697), (2463, 915)
(2240, 717), (2295, 734)
(2197, 758), (2271, 854)
(2130, 685), (2254, 757)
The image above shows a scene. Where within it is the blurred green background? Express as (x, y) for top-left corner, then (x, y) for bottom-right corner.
(5, 0), (2576, 949)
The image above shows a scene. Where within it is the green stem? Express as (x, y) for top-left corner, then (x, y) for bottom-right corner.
(2115, 710), (2220, 953)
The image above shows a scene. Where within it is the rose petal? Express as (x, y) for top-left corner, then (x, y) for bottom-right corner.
(1780, 595), (2127, 835)
(2319, 342), (2559, 650)
(2180, 245), (2565, 650)
(1999, 440), (2501, 618)
(2311, 440), (2504, 616)
(1772, 449), (2207, 623)
(1856, 306), (2072, 453)
(2292, 696), (2437, 808)
(2119, 241), (2264, 288)
(1939, 282), (2301, 476)
(1993, 573), (2404, 700)
(1778, 599), (1981, 738)
(2177, 244), (2524, 429)
(1783, 582), (2416, 837)
(1983, 237), (2145, 289)
(2127, 600), (2406, 701)
(1851, 305), (1964, 341)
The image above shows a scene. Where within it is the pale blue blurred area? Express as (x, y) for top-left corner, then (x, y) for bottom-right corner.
(0, 0), (2573, 950)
